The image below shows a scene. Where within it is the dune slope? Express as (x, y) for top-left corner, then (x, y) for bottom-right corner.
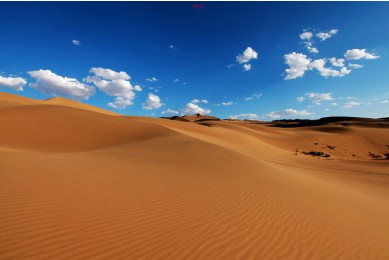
(0, 99), (389, 259)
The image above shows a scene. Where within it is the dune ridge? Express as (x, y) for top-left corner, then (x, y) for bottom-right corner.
(0, 93), (388, 259)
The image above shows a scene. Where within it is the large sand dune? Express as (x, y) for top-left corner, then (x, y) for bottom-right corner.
(1, 92), (389, 259)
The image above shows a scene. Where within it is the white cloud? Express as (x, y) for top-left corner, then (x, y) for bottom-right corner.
(300, 32), (313, 40)
(28, 69), (95, 100)
(146, 77), (158, 82)
(331, 102), (338, 106)
(89, 67), (129, 80)
(329, 57), (345, 67)
(344, 49), (380, 60)
(296, 96), (306, 102)
(72, 40), (81, 46)
(191, 99), (208, 104)
(161, 109), (179, 115)
(283, 52), (311, 80)
(243, 64), (251, 71)
(309, 59), (351, 77)
(381, 100), (389, 104)
(142, 93), (163, 110)
(348, 63), (364, 69)
(85, 67), (141, 108)
(229, 113), (261, 120)
(264, 109), (312, 119)
(227, 64), (235, 68)
(173, 78), (180, 83)
(316, 29), (338, 41)
(307, 46), (319, 54)
(181, 102), (211, 115)
(303, 92), (334, 105)
(236, 47), (258, 64)
(244, 93), (262, 101)
(221, 101), (234, 106)
(108, 97), (133, 109)
(343, 101), (361, 109)
(0, 75), (27, 91)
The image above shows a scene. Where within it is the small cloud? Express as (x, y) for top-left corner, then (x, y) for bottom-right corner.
(236, 47), (258, 64)
(329, 58), (345, 67)
(331, 102), (338, 106)
(283, 52), (311, 80)
(227, 64), (235, 68)
(181, 102), (210, 115)
(344, 49), (379, 60)
(299, 92), (334, 105)
(300, 31), (313, 40)
(244, 93), (262, 101)
(29, 69), (95, 100)
(221, 101), (234, 106)
(0, 75), (27, 91)
(381, 100), (389, 104)
(316, 29), (338, 41)
(309, 59), (351, 78)
(191, 99), (208, 104)
(264, 109), (313, 119)
(72, 40), (81, 46)
(324, 108), (330, 112)
(161, 109), (179, 115)
(243, 64), (251, 71)
(143, 93), (163, 110)
(108, 97), (133, 109)
(146, 77), (158, 82)
(348, 63), (364, 69)
(343, 101), (361, 109)
(201, 99), (209, 104)
(173, 78), (180, 83)
(229, 113), (261, 120)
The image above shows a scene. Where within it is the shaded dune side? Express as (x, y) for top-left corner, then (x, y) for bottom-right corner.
(0, 105), (174, 152)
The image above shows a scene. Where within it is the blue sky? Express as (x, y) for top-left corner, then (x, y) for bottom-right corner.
(0, 2), (388, 120)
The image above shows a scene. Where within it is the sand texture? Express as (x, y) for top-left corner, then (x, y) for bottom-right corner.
(1, 92), (389, 259)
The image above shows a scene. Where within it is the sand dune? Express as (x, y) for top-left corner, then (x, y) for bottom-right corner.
(1, 94), (389, 259)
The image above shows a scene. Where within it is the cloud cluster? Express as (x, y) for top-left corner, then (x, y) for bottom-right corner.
(264, 109), (312, 119)
(283, 52), (311, 79)
(316, 29), (338, 41)
(245, 93), (262, 101)
(28, 69), (95, 100)
(344, 49), (379, 60)
(181, 102), (211, 115)
(142, 93), (163, 110)
(161, 109), (179, 115)
(229, 113), (261, 120)
(221, 101), (234, 106)
(299, 29), (338, 54)
(146, 77), (158, 82)
(0, 75), (27, 91)
(297, 92), (334, 105)
(236, 47), (258, 71)
(85, 67), (141, 109)
(191, 99), (208, 104)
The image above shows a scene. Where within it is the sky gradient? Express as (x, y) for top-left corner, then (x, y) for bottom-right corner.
(1, 2), (388, 120)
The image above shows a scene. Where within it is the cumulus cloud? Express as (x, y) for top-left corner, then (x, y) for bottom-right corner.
(146, 77), (158, 82)
(161, 109), (179, 115)
(300, 92), (334, 105)
(229, 113), (261, 120)
(85, 67), (141, 108)
(264, 109), (312, 119)
(309, 59), (351, 77)
(0, 75), (27, 91)
(28, 69), (95, 100)
(283, 52), (311, 80)
(300, 32), (313, 41)
(108, 96), (133, 109)
(316, 29), (338, 41)
(307, 46), (319, 54)
(343, 101), (361, 109)
(348, 63), (364, 69)
(329, 57), (345, 67)
(344, 49), (380, 60)
(181, 102), (211, 115)
(236, 47), (258, 64)
(243, 64), (251, 71)
(142, 93), (163, 110)
(72, 40), (81, 46)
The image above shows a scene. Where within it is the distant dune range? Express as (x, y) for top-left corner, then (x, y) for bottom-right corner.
(1, 92), (389, 259)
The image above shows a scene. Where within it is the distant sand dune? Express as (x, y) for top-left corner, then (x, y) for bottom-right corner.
(1, 93), (389, 259)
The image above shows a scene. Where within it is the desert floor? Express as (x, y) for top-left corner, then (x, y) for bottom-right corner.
(1, 92), (389, 259)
